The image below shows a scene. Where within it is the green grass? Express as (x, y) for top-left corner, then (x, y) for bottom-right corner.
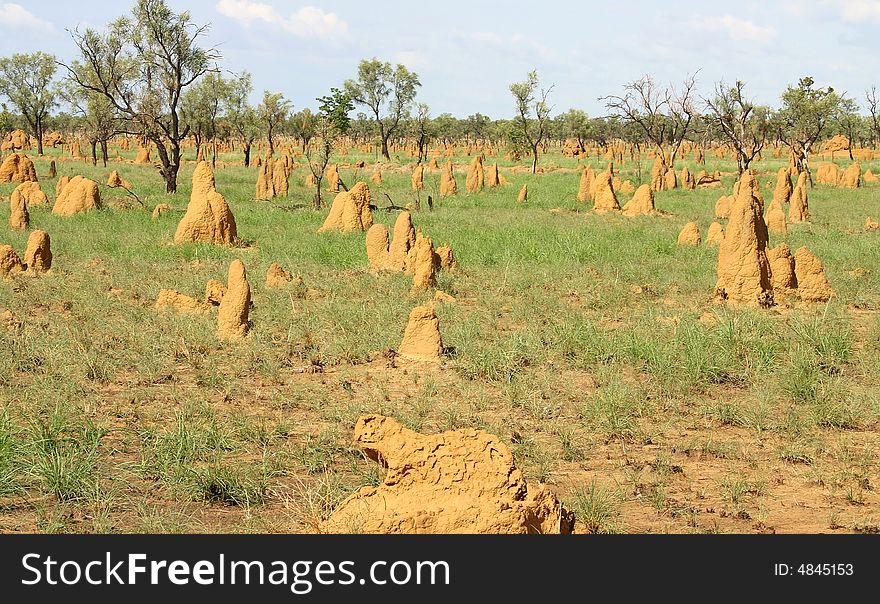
(0, 143), (879, 533)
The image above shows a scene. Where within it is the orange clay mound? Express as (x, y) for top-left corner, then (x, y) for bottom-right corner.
(174, 162), (237, 244)
(321, 414), (573, 534)
(318, 181), (373, 233)
(677, 222), (701, 245)
(52, 176), (101, 216)
(398, 305), (444, 361)
(622, 184), (655, 217)
(217, 259), (251, 339)
(23, 230), (52, 274)
(793, 247), (834, 302)
(714, 183), (774, 306)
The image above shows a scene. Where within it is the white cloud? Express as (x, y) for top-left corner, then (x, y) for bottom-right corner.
(830, 0), (880, 21)
(0, 3), (54, 32)
(687, 15), (776, 43)
(216, 1), (349, 40)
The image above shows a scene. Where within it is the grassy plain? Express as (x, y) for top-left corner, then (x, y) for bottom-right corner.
(1, 143), (879, 533)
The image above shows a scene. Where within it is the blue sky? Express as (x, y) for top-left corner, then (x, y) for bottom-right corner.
(2, 0), (880, 119)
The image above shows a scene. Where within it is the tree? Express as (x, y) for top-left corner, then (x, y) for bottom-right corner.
(775, 77), (842, 181)
(835, 96), (862, 160)
(412, 103), (432, 162)
(65, 0), (218, 193)
(221, 71), (258, 167)
(557, 108), (593, 153)
(704, 80), (772, 174)
(509, 70), (554, 173)
(61, 75), (119, 167)
(289, 108), (317, 152)
(0, 52), (58, 155)
(345, 58), (420, 160)
(867, 87), (880, 145)
(257, 90), (291, 155)
(464, 112), (490, 142)
(181, 72), (228, 164)
(306, 87), (354, 209)
(602, 74), (698, 170)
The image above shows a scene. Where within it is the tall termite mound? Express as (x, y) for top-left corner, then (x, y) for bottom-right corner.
(174, 162), (238, 245)
(320, 415), (573, 534)
(439, 160), (458, 196)
(576, 166), (594, 202)
(409, 231), (437, 291)
(486, 162), (500, 187)
(53, 176), (101, 216)
(23, 230), (52, 274)
(411, 164), (424, 191)
(318, 181), (374, 233)
(217, 259), (251, 340)
(622, 184), (655, 217)
(715, 182), (774, 306)
(517, 183), (528, 203)
(767, 243), (797, 294)
(398, 305), (444, 361)
(8, 188), (29, 230)
(789, 171), (810, 223)
(840, 162), (861, 188)
(466, 155), (484, 193)
(106, 170), (131, 189)
(765, 198), (788, 235)
(772, 168), (792, 205)
(0, 153), (37, 183)
(705, 221), (724, 245)
(326, 164), (340, 193)
(592, 166), (620, 213)
(680, 166), (695, 190)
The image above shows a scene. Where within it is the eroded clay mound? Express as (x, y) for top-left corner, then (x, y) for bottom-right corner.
(765, 200), (787, 235)
(592, 168), (620, 213)
(398, 305), (443, 361)
(434, 245), (456, 270)
(439, 160), (458, 196)
(680, 166), (695, 190)
(815, 163), (840, 185)
(204, 279), (227, 305)
(365, 224), (390, 269)
(793, 247), (834, 302)
(705, 222), (724, 245)
(106, 170), (131, 189)
(326, 164), (340, 193)
(517, 184), (528, 202)
(622, 184), (655, 217)
(767, 243), (796, 294)
(55, 175), (69, 197)
(266, 262), (292, 287)
(321, 414), (573, 534)
(255, 156), (275, 199)
(577, 166), (593, 202)
(715, 195), (732, 219)
(0, 245), (24, 276)
(789, 172), (810, 223)
(0, 153), (37, 183)
(410, 231), (437, 291)
(677, 222), (701, 245)
(388, 211), (416, 271)
(411, 164), (424, 191)
(865, 170), (878, 183)
(486, 162), (500, 187)
(52, 176), (101, 216)
(715, 184), (774, 306)
(772, 168), (792, 205)
(9, 187), (29, 230)
(152, 204), (171, 219)
(217, 259), (251, 339)
(318, 181), (373, 233)
(155, 289), (209, 313)
(12, 181), (48, 207)
(174, 162), (238, 245)
(465, 155), (484, 193)
(840, 162), (860, 188)
(23, 230), (52, 274)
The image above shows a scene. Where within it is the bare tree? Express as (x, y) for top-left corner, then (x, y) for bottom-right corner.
(64, 0), (218, 193)
(602, 73), (698, 170)
(509, 70), (554, 174)
(866, 87), (880, 145)
(704, 80), (771, 174)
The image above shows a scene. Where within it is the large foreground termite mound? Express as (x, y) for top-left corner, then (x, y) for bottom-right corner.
(318, 181), (373, 233)
(52, 176), (102, 216)
(174, 161), (238, 245)
(321, 415), (574, 534)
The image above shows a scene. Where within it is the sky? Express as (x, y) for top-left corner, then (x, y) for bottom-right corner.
(1, 0), (880, 119)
